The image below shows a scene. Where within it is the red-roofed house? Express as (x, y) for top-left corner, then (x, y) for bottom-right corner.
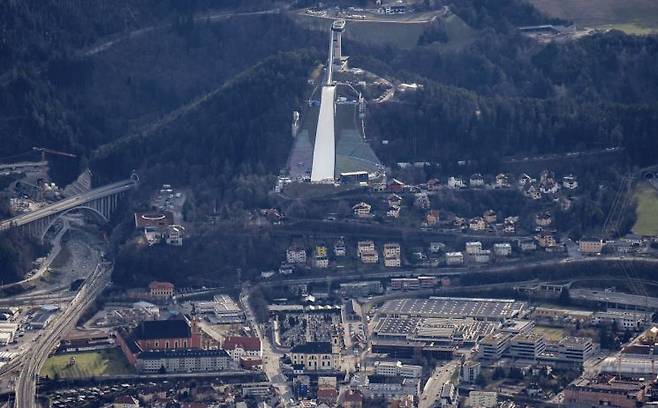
(317, 387), (338, 405)
(341, 389), (363, 408)
(223, 336), (262, 361)
(148, 281), (174, 298)
(113, 395), (140, 408)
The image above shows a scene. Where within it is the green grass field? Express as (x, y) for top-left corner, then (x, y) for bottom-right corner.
(40, 349), (134, 380)
(529, 0), (658, 33)
(633, 183), (658, 236)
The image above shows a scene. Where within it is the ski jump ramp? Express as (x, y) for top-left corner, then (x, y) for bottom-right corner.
(310, 85), (336, 183)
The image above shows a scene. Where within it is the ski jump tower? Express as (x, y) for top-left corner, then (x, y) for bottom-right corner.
(310, 20), (346, 183)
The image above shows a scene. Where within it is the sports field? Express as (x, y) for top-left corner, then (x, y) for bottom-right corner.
(529, 0), (658, 33)
(40, 349), (134, 379)
(633, 183), (658, 236)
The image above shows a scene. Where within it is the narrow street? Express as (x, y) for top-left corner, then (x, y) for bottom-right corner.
(240, 287), (292, 406)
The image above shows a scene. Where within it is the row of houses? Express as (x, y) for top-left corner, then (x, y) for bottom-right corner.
(286, 240), (403, 268)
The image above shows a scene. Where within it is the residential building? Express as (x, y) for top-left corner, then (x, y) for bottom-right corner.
(503, 220), (516, 233)
(314, 254), (329, 269)
(357, 240), (375, 256)
(315, 245), (328, 258)
(387, 178), (405, 193)
(148, 281), (174, 298)
(579, 237), (605, 254)
(495, 173), (510, 188)
(469, 217), (486, 231)
(383, 243), (401, 258)
(440, 382), (458, 407)
(279, 263), (294, 275)
(287, 246), (307, 264)
(447, 177), (465, 189)
(137, 349), (231, 373)
(385, 256), (401, 268)
(478, 333), (512, 361)
(535, 211), (553, 227)
(473, 249), (491, 263)
(340, 389), (364, 408)
(223, 336), (262, 362)
(562, 175), (578, 190)
(334, 239), (346, 256)
(387, 194), (403, 209)
(592, 310), (653, 330)
(536, 232), (557, 248)
(165, 225), (184, 246)
(460, 360), (481, 383)
(429, 242), (445, 253)
(374, 361), (422, 378)
(113, 395), (140, 408)
(445, 252), (464, 266)
(352, 202), (372, 218)
(483, 209), (497, 224)
(290, 341), (339, 371)
(493, 243), (512, 257)
(360, 250), (379, 264)
(361, 376), (420, 399)
(414, 193), (431, 209)
(518, 173), (534, 187)
(465, 391), (497, 408)
(425, 210), (440, 226)
(564, 379), (647, 408)
(517, 238), (537, 252)
(509, 332), (546, 361)
(427, 178), (441, 191)
(387, 206), (401, 218)
(470, 173), (485, 187)
(465, 241), (483, 255)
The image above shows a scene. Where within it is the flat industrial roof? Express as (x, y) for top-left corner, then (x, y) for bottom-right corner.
(378, 297), (525, 320)
(570, 289), (658, 310)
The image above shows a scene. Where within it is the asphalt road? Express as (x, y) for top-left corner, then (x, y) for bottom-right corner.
(14, 262), (111, 408)
(240, 287), (292, 407)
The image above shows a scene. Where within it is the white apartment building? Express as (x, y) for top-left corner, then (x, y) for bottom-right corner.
(384, 256), (401, 267)
(493, 243), (512, 257)
(361, 250), (379, 264)
(465, 391), (497, 408)
(374, 361), (422, 378)
(383, 243), (401, 258)
(592, 310), (653, 330)
(287, 247), (307, 264)
(465, 241), (483, 255)
(357, 240), (375, 256)
(473, 249), (491, 263)
(445, 252), (464, 266)
(461, 360), (481, 383)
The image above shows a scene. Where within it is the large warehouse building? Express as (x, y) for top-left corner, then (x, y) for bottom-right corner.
(377, 297), (526, 321)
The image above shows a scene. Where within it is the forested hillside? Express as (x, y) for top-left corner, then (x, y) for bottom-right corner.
(1, 1), (658, 284)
